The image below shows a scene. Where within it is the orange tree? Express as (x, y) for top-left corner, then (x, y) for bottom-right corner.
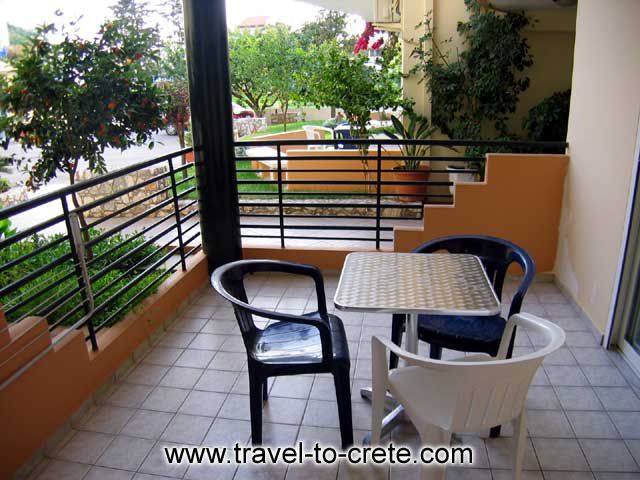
(0, 18), (164, 232)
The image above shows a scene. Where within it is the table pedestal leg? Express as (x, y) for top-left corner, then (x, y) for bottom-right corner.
(362, 313), (419, 444)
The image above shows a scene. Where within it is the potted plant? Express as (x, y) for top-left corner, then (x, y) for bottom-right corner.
(385, 114), (435, 202)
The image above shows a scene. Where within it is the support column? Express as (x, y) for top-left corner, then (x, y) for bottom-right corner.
(401, 0), (433, 118)
(183, 0), (242, 272)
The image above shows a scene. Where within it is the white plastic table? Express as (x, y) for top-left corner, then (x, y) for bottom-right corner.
(334, 252), (501, 442)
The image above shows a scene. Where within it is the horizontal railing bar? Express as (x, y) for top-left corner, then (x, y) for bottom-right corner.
(239, 213), (421, 221)
(78, 170), (173, 216)
(176, 186), (196, 199)
(239, 202), (422, 209)
(2, 258), (77, 308)
(91, 239), (175, 305)
(0, 148), (192, 220)
(8, 276), (81, 320)
(178, 199), (198, 213)
(91, 242), (179, 317)
(0, 253), (74, 298)
(237, 138), (568, 148)
(0, 215), (66, 250)
(86, 197), (174, 247)
(0, 235), (69, 276)
(240, 224), (394, 232)
(238, 192), (450, 198)
(237, 180), (453, 186)
(239, 156), (482, 163)
(240, 234), (393, 242)
(89, 222), (179, 284)
(86, 184), (174, 230)
(174, 175), (196, 188)
(92, 242), (199, 335)
(85, 211), (176, 268)
(237, 168), (479, 174)
(172, 162), (192, 174)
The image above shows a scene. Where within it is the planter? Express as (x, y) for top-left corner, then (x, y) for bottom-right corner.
(392, 166), (431, 202)
(184, 151), (195, 164)
(447, 165), (477, 195)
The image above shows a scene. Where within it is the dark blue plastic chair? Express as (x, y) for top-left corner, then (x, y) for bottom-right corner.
(388, 235), (535, 436)
(212, 260), (353, 448)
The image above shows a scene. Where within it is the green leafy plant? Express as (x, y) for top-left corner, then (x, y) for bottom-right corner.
(305, 41), (404, 188)
(0, 14), (164, 240)
(0, 228), (165, 327)
(0, 204), (16, 240)
(409, 1), (534, 140)
(384, 113), (436, 170)
(523, 89), (571, 142)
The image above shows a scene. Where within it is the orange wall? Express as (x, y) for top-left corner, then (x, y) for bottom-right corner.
(284, 148), (403, 193)
(395, 154), (569, 272)
(0, 252), (209, 479)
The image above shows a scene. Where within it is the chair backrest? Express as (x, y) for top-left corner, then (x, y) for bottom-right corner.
(378, 313), (565, 432)
(413, 235), (535, 318)
(303, 125), (322, 141)
(211, 260), (328, 353)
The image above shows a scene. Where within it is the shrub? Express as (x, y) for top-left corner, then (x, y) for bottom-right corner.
(523, 89), (571, 142)
(0, 228), (166, 328)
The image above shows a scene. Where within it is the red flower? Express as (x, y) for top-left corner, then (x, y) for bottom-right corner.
(371, 37), (384, 50)
(354, 22), (375, 54)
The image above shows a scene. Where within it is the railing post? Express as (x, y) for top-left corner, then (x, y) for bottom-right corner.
(276, 144), (285, 248)
(375, 144), (382, 250)
(62, 198), (98, 351)
(168, 158), (187, 271)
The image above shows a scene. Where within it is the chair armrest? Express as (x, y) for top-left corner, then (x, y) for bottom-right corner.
(372, 335), (451, 372)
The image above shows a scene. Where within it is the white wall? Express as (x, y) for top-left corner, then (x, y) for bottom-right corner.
(555, 0), (640, 334)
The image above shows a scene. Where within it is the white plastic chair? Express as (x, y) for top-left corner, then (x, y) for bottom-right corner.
(371, 313), (566, 480)
(303, 125), (334, 150)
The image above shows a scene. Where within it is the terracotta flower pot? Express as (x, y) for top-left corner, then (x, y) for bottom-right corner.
(184, 151), (195, 164)
(393, 166), (431, 202)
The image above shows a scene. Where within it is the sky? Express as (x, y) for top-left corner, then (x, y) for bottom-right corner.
(0, 0), (363, 43)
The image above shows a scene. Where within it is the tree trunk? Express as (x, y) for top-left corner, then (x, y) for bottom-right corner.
(177, 120), (187, 180)
(283, 101), (289, 132)
(68, 168), (93, 259)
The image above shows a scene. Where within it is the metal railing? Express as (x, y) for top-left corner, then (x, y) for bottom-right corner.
(0, 147), (201, 355)
(235, 138), (567, 249)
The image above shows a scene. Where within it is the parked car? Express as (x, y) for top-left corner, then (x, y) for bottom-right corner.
(232, 103), (256, 119)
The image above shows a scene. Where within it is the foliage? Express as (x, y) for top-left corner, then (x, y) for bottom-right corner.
(0, 17), (164, 191)
(306, 41), (403, 142)
(0, 178), (9, 192)
(259, 26), (308, 131)
(7, 24), (34, 46)
(228, 30), (278, 117)
(0, 204), (16, 240)
(410, 1), (534, 140)
(523, 89), (571, 142)
(299, 10), (352, 50)
(158, 0), (190, 148)
(0, 228), (165, 327)
(384, 113), (436, 170)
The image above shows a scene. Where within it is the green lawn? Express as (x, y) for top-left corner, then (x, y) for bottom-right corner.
(240, 120), (326, 140)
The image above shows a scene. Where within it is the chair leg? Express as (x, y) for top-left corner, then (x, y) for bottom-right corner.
(262, 378), (269, 401)
(248, 372), (263, 445)
(389, 315), (404, 369)
(418, 425), (451, 480)
(429, 345), (442, 359)
(333, 365), (353, 449)
(371, 370), (386, 445)
(511, 411), (527, 480)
